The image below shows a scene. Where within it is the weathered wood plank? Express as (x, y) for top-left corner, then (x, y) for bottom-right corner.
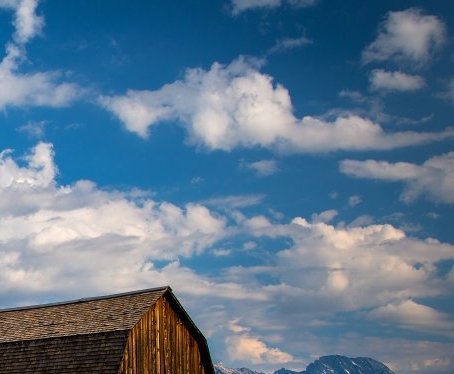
(118, 294), (208, 374)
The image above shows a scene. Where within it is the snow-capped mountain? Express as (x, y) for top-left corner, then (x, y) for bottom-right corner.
(214, 362), (265, 374)
(302, 355), (395, 374)
(215, 355), (395, 374)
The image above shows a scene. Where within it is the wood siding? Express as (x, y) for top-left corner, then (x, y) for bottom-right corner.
(118, 296), (207, 374)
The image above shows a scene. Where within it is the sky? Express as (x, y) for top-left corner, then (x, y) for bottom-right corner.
(0, 0), (453, 373)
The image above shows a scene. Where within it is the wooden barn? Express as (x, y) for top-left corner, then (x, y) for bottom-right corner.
(0, 286), (214, 374)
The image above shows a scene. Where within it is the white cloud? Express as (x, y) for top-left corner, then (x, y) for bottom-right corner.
(340, 152), (454, 204)
(0, 2), (81, 110)
(369, 69), (425, 91)
(230, 0), (316, 15)
(287, 116), (453, 153)
(13, 0), (43, 43)
(0, 0), (43, 44)
(348, 195), (362, 207)
(338, 89), (368, 103)
(275, 217), (452, 308)
(1, 144), (453, 372)
(203, 194), (265, 209)
(445, 78), (454, 103)
(242, 159), (278, 176)
(269, 36), (312, 53)
(311, 209), (338, 224)
(100, 57), (454, 153)
(0, 143), (230, 298)
(362, 8), (446, 66)
(369, 299), (454, 336)
(100, 57), (297, 148)
(0, 142), (56, 188)
(4, 144), (451, 316)
(203, 214), (454, 370)
(226, 334), (293, 364)
(0, 46), (81, 108)
(17, 120), (47, 139)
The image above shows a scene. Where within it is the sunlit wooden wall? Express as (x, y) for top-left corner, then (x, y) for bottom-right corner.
(118, 296), (208, 374)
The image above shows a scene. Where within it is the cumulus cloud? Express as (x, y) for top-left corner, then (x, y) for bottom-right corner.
(230, 0), (316, 15)
(369, 69), (425, 91)
(0, 143), (228, 299)
(226, 319), (294, 365)
(362, 8), (446, 67)
(4, 144), (452, 315)
(210, 214), (454, 369)
(99, 57), (296, 147)
(0, 142), (56, 188)
(1, 143), (453, 371)
(226, 334), (293, 364)
(340, 152), (454, 204)
(274, 217), (452, 307)
(100, 57), (453, 153)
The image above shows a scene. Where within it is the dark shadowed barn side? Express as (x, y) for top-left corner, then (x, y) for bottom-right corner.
(0, 286), (214, 374)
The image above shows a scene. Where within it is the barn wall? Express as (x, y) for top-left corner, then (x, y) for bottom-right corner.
(118, 296), (208, 374)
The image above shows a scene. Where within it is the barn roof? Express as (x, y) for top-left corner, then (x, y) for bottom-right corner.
(0, 286), (168, 343)
(0, 286), (214, 374)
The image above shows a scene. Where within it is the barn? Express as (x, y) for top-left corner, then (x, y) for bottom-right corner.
(0, 286), (215, 374)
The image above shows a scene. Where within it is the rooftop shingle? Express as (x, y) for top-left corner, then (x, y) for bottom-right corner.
(0, 287), (167, 343)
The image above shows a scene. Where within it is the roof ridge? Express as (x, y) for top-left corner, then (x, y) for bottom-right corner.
(0, 286), (170, 313)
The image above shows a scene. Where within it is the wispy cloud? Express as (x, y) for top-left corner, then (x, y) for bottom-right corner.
(0, 0), (44, 44)
(269, 36), (312, 54)
(348, 195), (362, 207)
(202, 194), (266, 209)
(17, 120), (47, 139)
(369, 299), (454, 337)
(230, 0), (317, 15)
(443, 78), (454, 103)
(340, 152), (454, 204)
(241, 159), (278, 176)
(311, 209), (338, 224)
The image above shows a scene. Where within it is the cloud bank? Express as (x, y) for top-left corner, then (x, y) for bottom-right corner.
(1, 143), (453, 372)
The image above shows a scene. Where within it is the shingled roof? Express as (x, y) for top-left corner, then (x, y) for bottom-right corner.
(0, 286), (214, 374)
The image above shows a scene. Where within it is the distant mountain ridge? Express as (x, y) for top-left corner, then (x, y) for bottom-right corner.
(214, 362), (265, 374)
(215, 355), (395, 374)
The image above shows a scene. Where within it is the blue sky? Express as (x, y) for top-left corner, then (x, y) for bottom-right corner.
(0, 0), (453, 373)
